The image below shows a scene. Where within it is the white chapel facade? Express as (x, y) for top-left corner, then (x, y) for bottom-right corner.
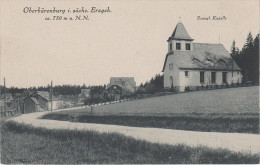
(162, 21), (242, 92)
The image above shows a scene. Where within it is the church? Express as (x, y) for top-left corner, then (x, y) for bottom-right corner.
(162, 21), (242, 92)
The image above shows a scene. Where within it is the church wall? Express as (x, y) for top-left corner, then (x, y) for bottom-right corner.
(178, 70), (243, 91)
(163, 55), (180, 89)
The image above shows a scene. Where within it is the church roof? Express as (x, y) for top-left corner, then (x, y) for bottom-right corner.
(168, 22), (193, 41)
(162, 43), (241, 72)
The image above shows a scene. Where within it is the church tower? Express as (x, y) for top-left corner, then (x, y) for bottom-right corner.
(167, 21), (194, 52)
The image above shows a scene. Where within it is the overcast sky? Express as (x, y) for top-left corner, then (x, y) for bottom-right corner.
(1, 0), (259, 88)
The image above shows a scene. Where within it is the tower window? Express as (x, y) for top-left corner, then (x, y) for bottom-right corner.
(186, 43), (191, 50)
(176, 43), (181, 50)
(170, 43), (172, 51)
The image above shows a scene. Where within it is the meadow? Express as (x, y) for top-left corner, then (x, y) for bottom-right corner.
(42, 86), (259, 134)
(1, 120), (259, 164)
(51, 86), (258, 115)
(2, 86), (259, 163)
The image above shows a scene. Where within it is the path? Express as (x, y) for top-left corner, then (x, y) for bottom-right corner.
(8, 111), (260, 154)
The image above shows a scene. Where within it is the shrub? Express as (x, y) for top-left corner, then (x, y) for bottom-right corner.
(185, 86), (191, 92)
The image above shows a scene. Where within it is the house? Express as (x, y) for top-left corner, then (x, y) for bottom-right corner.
(80, 89), (91, 98)
(23, 91), (62, 114)
(162, 21), (242, 92)
(106, 77), (136, 100)
(78, 88), (91, 105)
(0, 100), (5, 112)
(1, 93), (13, 102)
(107, 77), (136, 93)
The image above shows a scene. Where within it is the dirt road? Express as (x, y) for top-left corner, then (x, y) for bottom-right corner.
(8, 111), (260, 154)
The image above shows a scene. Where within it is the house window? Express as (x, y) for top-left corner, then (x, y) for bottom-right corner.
(211, 72), (216, 83)
(185, 71), (189, 77)
(200, 71), (204, 83)
(169, 63), (173, 70)
(222, 72), (227, 83)
(186, 43), (191, 50)
(170, 43), (172, 51)
(176, 43), (181, 50)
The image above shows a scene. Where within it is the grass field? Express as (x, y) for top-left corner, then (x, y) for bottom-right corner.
(42, 86), (259, 134)
(42, 113), (259, 134)
(56, 86), (259, 115)
(1, 120), (259, 164)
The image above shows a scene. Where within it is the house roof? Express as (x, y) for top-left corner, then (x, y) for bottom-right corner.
(168, 22), (193, 41)
(107, 77), (136, 90)
(36, 91), (49, 100)
(1, 93), (12, 99)
(81, 89), (91, 95)
(30, 97), (39, 105)
(32, 91), (60, 101)
(162, 43), (241, 72)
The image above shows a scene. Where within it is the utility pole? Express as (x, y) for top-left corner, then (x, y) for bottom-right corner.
(3, 78), (6, 116)
(50, 81), (53, 112)
(232, 58), (234, 83)
(3, 77), (6, 99)
(17, 97), (20, 112)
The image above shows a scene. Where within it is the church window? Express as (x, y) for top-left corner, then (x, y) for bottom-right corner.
(211, 72), (216, 83)
(200, 71), (204, 83)
(186, 43), (191, 50)
(169, 76), (173, 87)
(222, 72), (227, 83)
(176, 43), (181, 50)
(185, 71), (189, 77)
(169, 63), (173, 70)
(170, 43), (172, 51)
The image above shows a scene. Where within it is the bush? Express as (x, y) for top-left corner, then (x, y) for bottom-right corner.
(185, 86), (191, 92)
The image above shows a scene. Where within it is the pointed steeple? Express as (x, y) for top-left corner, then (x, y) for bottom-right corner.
(168, 22), (193, 41)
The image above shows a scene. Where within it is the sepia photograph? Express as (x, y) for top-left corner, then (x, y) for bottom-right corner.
(0, 0), (259, 164)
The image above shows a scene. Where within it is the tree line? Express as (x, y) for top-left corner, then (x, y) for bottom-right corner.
(0, 84), (105, 96)
(231, 32), (259, 83)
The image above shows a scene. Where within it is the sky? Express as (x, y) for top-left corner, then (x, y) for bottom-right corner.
(0, 0), (259, 88)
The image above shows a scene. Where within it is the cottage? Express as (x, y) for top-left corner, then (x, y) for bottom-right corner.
(1, 93), (13, 102)
(162, 21), (242, 92)
(80, 89), (91, 98)
(107, 77), (136, 93)
(106, 77), (136, 100)
(23, 91), (62, 114)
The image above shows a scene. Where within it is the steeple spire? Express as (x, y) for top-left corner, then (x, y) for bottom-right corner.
(168, 22), (193, 41)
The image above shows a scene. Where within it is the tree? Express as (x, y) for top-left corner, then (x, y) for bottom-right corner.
(230, 40), (239, 58)
(231, 32), (259, 83)
(137, 74), (164, 94)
